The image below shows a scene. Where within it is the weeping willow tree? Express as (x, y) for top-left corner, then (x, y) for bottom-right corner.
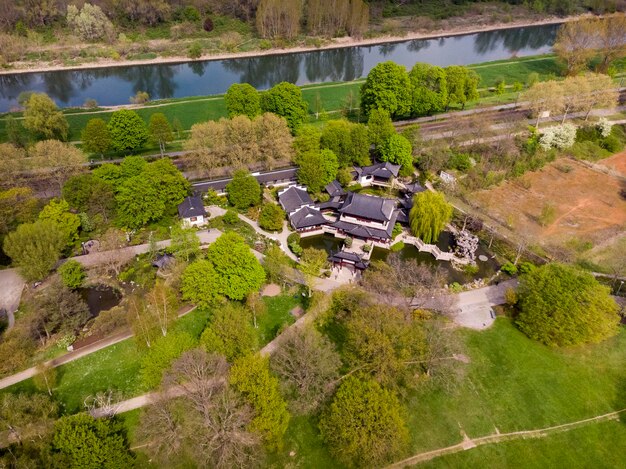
(408, 191), (453, 244)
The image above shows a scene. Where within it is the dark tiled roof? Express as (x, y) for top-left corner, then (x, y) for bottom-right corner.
(403, 182), (426, 194)
(329, 250), (370, 270)
(152, 253), (175, 269)
(192, 167), (298, 194)
(316, 197), (343, 211)
(289, 206), (328, 230)
(325, 180), (346, 197)
(359, 162), (400, 180)
(178, 196), (207, 218)
(396, 209), (409, 224)
(279, 186), (313, 213)
(338, 192), (395, 223)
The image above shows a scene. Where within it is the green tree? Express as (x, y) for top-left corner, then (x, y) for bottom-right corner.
(360, 61), (412, 119)
(226, 170), (261, 209)
(38, 198), (81, 248)
(206, 232), (266, 300)
(409, 191), (453, 244)
(141, 331), (197, 388)
(52, 413), (134, 469)
(0, 393), (58, 446)
(297, 149), (339, 193)
(225, 83), (262, 118)
(200, 303), (258, 361)
(81, 118), (111, 156)
(320, 120), (370, 167)
(367, 108), (395, 148)
(445, 65), (480, 109)
(33, 362), (58, 396)
(62, 173), (116, 222)
(23, 93), (69, 141)
(258, 203), (286, 231)
(148, 113), (173, 156)
(319, 375), (409, 467)
(180, 259), (222, 307)
(263, 244), (291, 285)
(297, 247), (327, 295)
(260, 82), (309, 132)
(107, 109), (148, 152)
(516, 263), (620, 347)
(379, 134), (413, 176)
(120, 155), (147, 180)
(169, 223), (200, 262)
(293, 124), (322, 162)
(58, 260), (86, 289)
(0, 186), (39, 236)
(143, 159), (190, 209)
(409, 62), (448, 116)
(230, 354), (290, 450)
(3, 220), (66, 281)
(115, 176), (165, 228)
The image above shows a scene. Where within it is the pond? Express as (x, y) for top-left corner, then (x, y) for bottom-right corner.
(79, 285), (122, 317)
(0, 23), (558, 111)
(300, 233), (345, 254)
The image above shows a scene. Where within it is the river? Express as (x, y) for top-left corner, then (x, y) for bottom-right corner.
(0, 23), (558, 112)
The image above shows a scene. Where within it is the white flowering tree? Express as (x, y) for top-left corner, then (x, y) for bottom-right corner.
(539, 123), (577, 151)
(596, 118), (613, 138)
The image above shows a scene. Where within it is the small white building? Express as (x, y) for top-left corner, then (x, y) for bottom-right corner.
(177, 196), (207, 227)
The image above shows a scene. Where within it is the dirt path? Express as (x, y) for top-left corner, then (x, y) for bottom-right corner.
(386, 408), (626, 468)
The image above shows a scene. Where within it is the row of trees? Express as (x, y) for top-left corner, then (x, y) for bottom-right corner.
(360, 61), (480, 119)
(554, 14), (626, 75)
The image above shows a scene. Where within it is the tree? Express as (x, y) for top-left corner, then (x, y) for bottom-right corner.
(107, 109), (148, 152)
(367, 108), (396, 148)
(246, 291), (267, 329)
(225, 83), (262, 118)
(553, 18), (597, 75)
(230, 354), (290, 450)
(58, 260), (86, 289)
(298, 247), (327, 295)
(63, 173), (116, 222)
(81, 118), (111, 156)
(579, 73), (618, 120)
(319, 375), (409, 468)
(516, 263), (620, 347)
(409, 191), (453, 244)
(0, 393), (58, 445)
(28, 140), (87, 192)
(3, 220), (66, 281)
(409, 62), (448, 116)
(263, 244), (291, 286)
(320, 120), (370, 167)
(180, 259), (222, 307)
(226, 170), (261, 209)
(270, 326), (341, 414)
(206, 232), (266, 300)
(23, 93), (69, 141)
(445, 66), (480, 109)
(145, 280), (179, 338)
(38, 198), (81, 248)
(597, 14), (626, 72)
(258, 203), (285, 231)
(143, 158), (190, 209)
(360, 61), (412, 119)
(97, 228), (128, 276)
(0, 186), (39, 236)
(66, 3), (113, 41)
(293, 124), (322, 161)
(523, 80), (565, 127)
(33, 362), (58, 396)
(148, 113), (173, 156)
(260, 82), (308, 131)
(140, 331), (197, 388)
(255, 113), (295, 169)
(169, 223), (200, 262)
(115, 176), (165, 228)
(256, 0), (301, 39)
(52, 413), (133, 468)
(200, 303), (258, 361)
(379, 134), (413, 175)
(297, 149), (339, 193)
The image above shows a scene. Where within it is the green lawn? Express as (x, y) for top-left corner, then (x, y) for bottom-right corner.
(257, 294), (302, 345)
(468, 54), (562, 88)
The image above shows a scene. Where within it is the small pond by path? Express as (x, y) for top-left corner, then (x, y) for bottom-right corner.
(79, 285), (121, 317)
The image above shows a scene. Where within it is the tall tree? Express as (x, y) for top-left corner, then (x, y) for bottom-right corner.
(260, 82), (309, 132)
(409, 191), (453, 244)
(148, 113), (173, 156)
(516, 263), (620, 346)
(145, 280), (179, 338)
(367, 108), (396, 148)
(597, 14), (626, 72)
(140, 331), (197, 388)
(255, 112), (295, 169)
(553, 18), (598, 75)
(23, 93), (69, 141)
(28, 140), (86, 192)
(115, 176), (165, 228)
(297, 247), (327, 295)
(0, 393), (58, 445)
(444, 65), (479, 109)
(256, 0), (301, 39)
(0, 186), (39, 236)
(360, 61), (412, 119)
(38, 198), (81, 248)
(379, 134), (413, 175)
(226, 169), (261, 209)
(225, 83), (262, 118)
(319, 375), (409, 467)
(62, 173), (116, 222)
(296, 149), (339, 193)
(3, 220), (66, 281)
(107, 109), (148, 152)
(169, 223), (200, 262)
(200, 303), (258, 361)
(320, 120), (370, 167)
(409, 62), (448, 116)
(523, 80), (565, 127)
(81, 118), (111, 156)
(181, 259), (222, 307)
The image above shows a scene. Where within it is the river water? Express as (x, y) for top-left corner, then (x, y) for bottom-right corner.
(0, 23), (558, 111)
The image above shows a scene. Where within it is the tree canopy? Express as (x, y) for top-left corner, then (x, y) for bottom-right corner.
(23, 93), (69, 141)
(409, 62), (448, 116)
(444, 65), (480, 109)
(258, 203), (286, 231)
(180, 259), (222, 307)
(379, 134), (413, 175)
(296, 149), (339, 193)
(225, 83), (262, 118)
(81, 118), (111, 155)
(320, 120), (371, 167)
(516, 263), (620, 346)
(38, 198), (81, 248)
(200, 303), (258, 361)
(107, 109), (149, 152)
(367, 108), (395, 148)
(360, 61), (412, 119)
(409, 191), (453, 244)
(148, 113), (173, 156)
(260, 82), (309, 132)
(226, 170), (261, 209)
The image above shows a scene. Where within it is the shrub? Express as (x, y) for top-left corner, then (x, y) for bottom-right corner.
(258, 204), (285, 231)
(141, 331), (197, 388)
(600, 135), (623, 153)
(130, 91), (149, 105)
(58, 260), (86, 289)
(188, 42), (202, 59)
(287, 232), (301, 245)
(518, 262), (536, 274)
(504, 287), (518, 306)
(203, 17), (214, 32)
(538, 203), (556, 227)
(449, 282), (463, 293)
(539, 123), (577, 150)
(362, 244), (371, 253)
(289, 242), (303, 256)
(596, 117), (613, 138)
(449, 152), (472, 172)
(390, 241), (405, 252)
(500, 262), (518, 275)
(223, 209), (239, 225)
(343, 237), (353, 248)
(392, 222), (403, 239)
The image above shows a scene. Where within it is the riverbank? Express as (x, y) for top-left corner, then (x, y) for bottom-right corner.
(0, 15), (575, 76)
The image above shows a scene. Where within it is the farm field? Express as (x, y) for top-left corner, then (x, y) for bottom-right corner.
(471, 156), (626, 268)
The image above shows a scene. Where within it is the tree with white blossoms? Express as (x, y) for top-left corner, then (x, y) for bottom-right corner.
(539, 123), (577, 151)
(596, 118), (613, 138)
(66, 3), (114, 41)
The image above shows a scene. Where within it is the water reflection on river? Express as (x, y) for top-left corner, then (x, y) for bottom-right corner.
(0, 24), (558, 111)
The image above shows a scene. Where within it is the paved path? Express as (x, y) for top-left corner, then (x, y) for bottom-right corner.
(0, 269), (26, 330)
(412, 279), (518, 330)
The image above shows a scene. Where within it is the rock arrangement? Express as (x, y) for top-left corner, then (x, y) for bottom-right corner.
(454, 230), (479, 262)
